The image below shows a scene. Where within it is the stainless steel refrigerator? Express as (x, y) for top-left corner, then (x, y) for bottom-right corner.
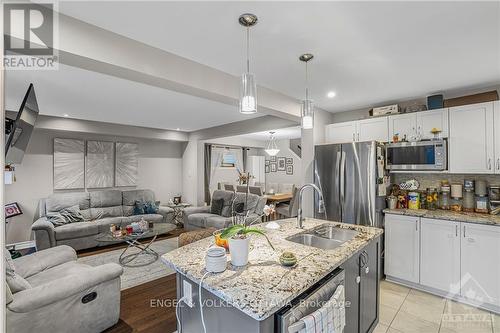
(314, 141), (386, 227)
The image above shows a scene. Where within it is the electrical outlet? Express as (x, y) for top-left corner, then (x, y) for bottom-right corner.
(182, 280), (194, 307)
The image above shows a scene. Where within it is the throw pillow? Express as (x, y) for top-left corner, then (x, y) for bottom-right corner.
(144, 201), (160, 214)
(46, 205), (84, 227)
(4, 250), (31, 293)
(133, 201), (147, 215)
(234, 202), (245, 214)
(210, 198), (224, 215)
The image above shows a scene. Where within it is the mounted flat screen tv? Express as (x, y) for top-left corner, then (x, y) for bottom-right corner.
(5, 84), (39, 164)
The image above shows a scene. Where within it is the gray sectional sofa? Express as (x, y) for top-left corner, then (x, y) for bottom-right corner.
(32, 189), (175, 251)
(183, 190), (266, 230)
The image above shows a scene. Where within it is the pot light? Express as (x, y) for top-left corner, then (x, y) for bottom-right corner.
(264, 131), (279, 156)
(238, 13), (258, 114)
(63, 114), (69, 117)
(327, 91), (336, 98)
(299, 53), (314, 130)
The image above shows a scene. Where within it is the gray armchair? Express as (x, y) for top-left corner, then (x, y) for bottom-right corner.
(6, 245), (123, 333)
(183, 190), (267, 230)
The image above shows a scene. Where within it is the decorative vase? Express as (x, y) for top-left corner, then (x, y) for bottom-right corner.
(228, 237), (250, 266)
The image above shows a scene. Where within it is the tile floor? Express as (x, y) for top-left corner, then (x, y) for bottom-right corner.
(375, 280), (499, 333)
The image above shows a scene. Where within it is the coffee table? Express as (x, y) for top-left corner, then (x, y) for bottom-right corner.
(96, 223), (176, 267)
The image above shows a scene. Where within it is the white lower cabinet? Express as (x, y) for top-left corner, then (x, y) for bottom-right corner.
(461, 223), (500, 306)
(420, 218), (461, 294)
(385, 213), (500, 311)
(385, 214), (420, 283)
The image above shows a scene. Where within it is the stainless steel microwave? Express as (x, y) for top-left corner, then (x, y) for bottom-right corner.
(385, 139), (447, 171)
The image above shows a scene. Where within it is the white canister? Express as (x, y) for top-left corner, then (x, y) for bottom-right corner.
(228, 237), (250, 267)
(205, 247), (227, 273)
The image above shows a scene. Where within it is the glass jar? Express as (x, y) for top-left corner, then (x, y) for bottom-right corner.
(463, 189), (475, 212)
(475, 195), (488, 213)
(426, 188), (438, 210)
(440, 185), (450, 210)
(450, 197), (463, 212)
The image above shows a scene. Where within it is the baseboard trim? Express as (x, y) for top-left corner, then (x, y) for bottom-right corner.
(385, 276), (500, 315)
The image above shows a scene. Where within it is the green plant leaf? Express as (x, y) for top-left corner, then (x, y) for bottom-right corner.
(243, 228), (275, 251)
(220, 224), (244, 239)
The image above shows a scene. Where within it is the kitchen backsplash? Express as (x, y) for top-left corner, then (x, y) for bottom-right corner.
(392, 173), (500, 190)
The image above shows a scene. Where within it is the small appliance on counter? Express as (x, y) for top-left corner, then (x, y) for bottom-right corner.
(489, 185), (500, 215)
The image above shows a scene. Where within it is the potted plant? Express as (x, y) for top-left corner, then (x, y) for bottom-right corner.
(220, 223), (275, 266)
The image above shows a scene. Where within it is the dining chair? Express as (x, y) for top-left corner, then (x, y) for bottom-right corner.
(279, 183), (294, 194)
(224, 184), (235, 191)
(275, 186), (299, 218)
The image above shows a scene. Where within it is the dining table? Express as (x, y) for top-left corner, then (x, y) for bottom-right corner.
(263, 192), (293, 220)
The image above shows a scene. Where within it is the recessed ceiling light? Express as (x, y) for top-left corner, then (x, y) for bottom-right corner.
(176, 128), (180, 131)
(327, 91), (336, 98)
(63, 114), (69, 117)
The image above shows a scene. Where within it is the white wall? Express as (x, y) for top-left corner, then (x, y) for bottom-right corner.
(5, 129), (184, 243)
(265, 139), (302, 189)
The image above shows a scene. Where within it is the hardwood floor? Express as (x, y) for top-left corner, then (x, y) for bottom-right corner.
(77, 229), (184, 333)
(104, 275), (178, 333)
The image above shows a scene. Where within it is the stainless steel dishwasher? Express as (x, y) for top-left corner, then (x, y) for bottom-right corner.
(275, 268), (345, 332)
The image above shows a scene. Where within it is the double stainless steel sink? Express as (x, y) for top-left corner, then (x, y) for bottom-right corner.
(286, 224), (359, 250)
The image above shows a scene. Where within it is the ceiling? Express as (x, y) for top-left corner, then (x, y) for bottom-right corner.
(5, 63), (260, 131)
(235, 126), (302, 141)
(57, 1), (500, 113)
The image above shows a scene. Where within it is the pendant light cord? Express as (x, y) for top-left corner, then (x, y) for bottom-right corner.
(305, 61), (309, 100)
(246, 27), (250, 73)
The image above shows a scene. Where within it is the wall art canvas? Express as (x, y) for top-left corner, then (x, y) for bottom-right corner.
(86, 140), (114, 188)
(270, 156), (276, 162)
(53, 138), (85, 190)
(286, 157), (293, 165)
(286, 165), (293, 175)
(277, 157), (286, 171)
(265, 165), (270, 173)
(115, 142), (138, 187)
(270, 163), (277, 172)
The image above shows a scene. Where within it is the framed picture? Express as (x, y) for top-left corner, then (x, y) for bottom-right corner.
(5, 202), (22, 219)
(286, 157), (293, 165)
(277, 157), (286, 171)
(265, 165), (270, 173)
(286, 165), (294, 175)
(173, 196), (182, 205)
(265, 160), (270, 166)
(270, 163), (277, 172)
(270, 156), (276, 162)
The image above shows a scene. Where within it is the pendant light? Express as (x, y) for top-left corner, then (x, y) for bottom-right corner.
(264, 131), (279, 156)
(238, 13), (258, 114)
(299, 53), (314, 129)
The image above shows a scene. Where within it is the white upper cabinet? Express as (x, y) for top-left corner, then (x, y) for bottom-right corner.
(388, 113), (417, 141)
(493, 101), (500, 173)
(461, 223), (500, 307)
(385, 214), (420, 283)
(325, 121), (356, 144)
(416, 108), (449, 139)
(420, 218), (461, 294)
(356, 117), (389, 142)
(449, 102), (494, 173)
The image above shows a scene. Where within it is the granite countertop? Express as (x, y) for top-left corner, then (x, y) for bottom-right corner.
(161, 218), (383, 321)
(383, 208), (500, 226)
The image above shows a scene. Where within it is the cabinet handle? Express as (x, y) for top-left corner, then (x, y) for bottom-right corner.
(357, 133), (360, 141)
(463, 225), (466, 238)
(455, 224), (458, 237)
(415, 220), (418, 231)
(497, 158), (499, 170)
(488, 158), (492, 170)
(353, 133), (355, 141)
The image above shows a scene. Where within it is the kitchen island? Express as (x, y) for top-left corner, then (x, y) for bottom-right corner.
(162, 218), (383, 333)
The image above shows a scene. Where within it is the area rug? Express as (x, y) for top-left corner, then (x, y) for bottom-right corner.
(77, 237), (178, 290)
